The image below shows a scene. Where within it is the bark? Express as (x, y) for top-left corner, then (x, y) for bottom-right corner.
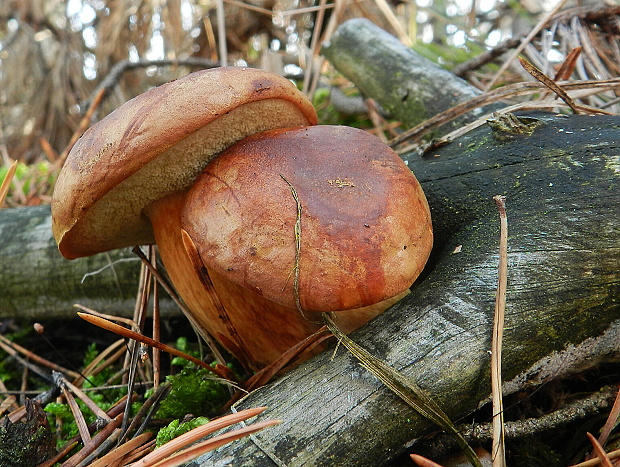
(0, 205), (178, 320)
(321, 18), (501, 133)
(190, 112), (620, 466)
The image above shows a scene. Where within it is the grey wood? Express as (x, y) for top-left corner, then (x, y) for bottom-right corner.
(0, 205), (178, 319)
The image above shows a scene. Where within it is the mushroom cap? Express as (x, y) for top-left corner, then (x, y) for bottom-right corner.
(52, 67), (318, 259)
(182, 125), (433, 312)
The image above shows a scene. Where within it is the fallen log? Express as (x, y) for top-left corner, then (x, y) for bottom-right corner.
(321, 18), (501, 133)
(190, 112), (620, 466)
(0, 205), (178, 320)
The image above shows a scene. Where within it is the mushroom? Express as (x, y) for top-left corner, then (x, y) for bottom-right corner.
(51, 67), (318, 369)
(179, 125), (433, 365)
(52, 67), (433, 373)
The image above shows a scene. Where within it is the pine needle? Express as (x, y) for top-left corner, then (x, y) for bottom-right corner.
(519, 57), (580, 113)
(323, 314), (482, 467)
(0, 160), (17, 206)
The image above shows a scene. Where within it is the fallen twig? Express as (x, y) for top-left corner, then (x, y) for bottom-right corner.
(491, 195), (508, 467)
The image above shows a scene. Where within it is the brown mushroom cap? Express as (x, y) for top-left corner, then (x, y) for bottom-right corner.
(182, 125), (433, 312)
(52, 67), (317, 259)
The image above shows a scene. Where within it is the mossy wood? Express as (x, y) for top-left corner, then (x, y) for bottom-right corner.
(321, 18), (500, 133)
(0, 205), (178, 319)
(191, 113), (620, 466)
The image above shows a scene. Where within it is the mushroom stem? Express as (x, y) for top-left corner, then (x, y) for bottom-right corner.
(144, 192), (324, 371)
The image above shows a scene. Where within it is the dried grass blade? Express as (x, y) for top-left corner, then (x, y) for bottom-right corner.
(0, 159), (18, 206)
(215, 0), (227, 66)
(389, 77), (620, 148)
(132, 245), (231, 371)
(74, 338), (126, 386)
(323, 314), (482, 467)
(118, 439), (156, 465)
(133, 407), (267, 466)
(491, 195), (508, 467)
(149, 419), (282, 467)
(519, 57), (580, 113)
(74, 304), (140, 331)
(0, 394), (17, 417)
(39, 136), (60, 162)
(0, 333), (80, 379)
(373, 0), (412, 47)
(74, 428), (122, 467)
(571, 446), (620, 467)
(41, 401), (130, 467)
(122, 382), (171, 440)
(241, 328), (331, 394)
(60, 414), (123, 467)
(302, 0), (329, 95)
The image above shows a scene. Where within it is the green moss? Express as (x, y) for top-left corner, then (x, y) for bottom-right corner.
(412, 40), (488, 71)
(155, 416), (210, 447)
(154, 366), (228, 420)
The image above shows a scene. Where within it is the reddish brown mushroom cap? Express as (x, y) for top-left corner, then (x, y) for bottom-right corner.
(51, 67), (317, 259)
(182, 125), (433, 312)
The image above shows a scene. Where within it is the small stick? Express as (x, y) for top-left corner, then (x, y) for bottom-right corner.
(54, 372), (111, 422)
(216, 0), (227, 66)
(491, 195), (508, 467)
(152, 266), (162, 389)
(59, 414), (123, 467)
(388, 77), (620, 148)
(39, 137), (60, 162)
(572, 447), (620, 467)
(132, 245), (231, 369)
(59, 381), (92, 447)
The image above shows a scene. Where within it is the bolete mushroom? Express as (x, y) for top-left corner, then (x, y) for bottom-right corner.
(177, 125), (433, 367)
(52, 67), (433, 372)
